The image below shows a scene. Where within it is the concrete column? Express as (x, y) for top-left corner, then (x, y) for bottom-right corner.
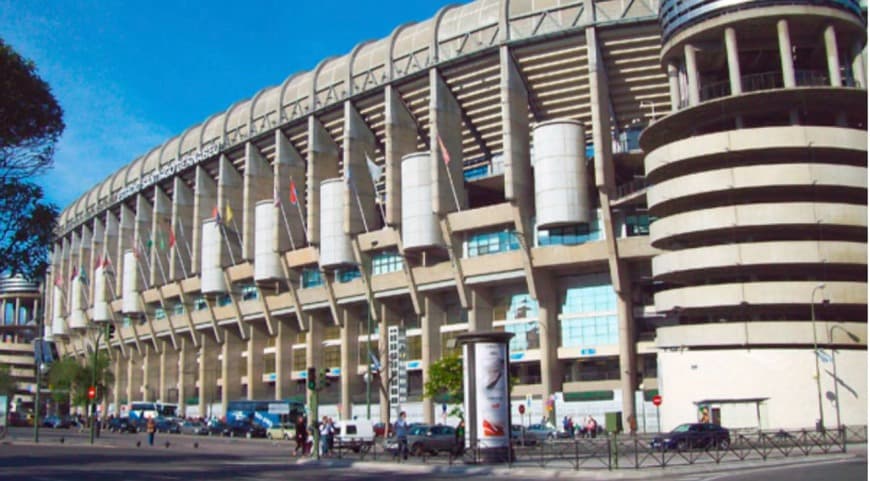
(468, 288), (493, 332)
(275, 320), (295, 400)
(777, 20), (796, 88)
(305, 313), (325, 411)
(177, 335), (197, 417)
(421, 295), (444, 424)
(725, 27), (742, 95)
(159, 339), (179, 402)
(684, 44), (700, 106)
(197, 333), (219, 419)
(851, 41), (866, 88)
(243, 143), (273, 261)
(143, 343), (160, 401)
(247, 325), (268, 400)
(112, 348), (126, 415)
(429, 68), (467, 215)
(667, 62), (680, 111)
(536, 275), (561, 424)
(127, 348), (143, 403)
(500, 45), (532, 208)
(344, 102), (380, 233)
(306, 117), (341, 245)
(340, 309), (361, 420)
(824, 25), (842, 87)
(617, 289), (638, 432)
(221, 328), (244, 413)
(384, 85), (418, 226)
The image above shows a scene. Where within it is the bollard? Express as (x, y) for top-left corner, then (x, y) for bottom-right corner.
(136, 441), (141, 448)
(60, 437), (65, 444)
(165, 441), (170, 448)
(193, 442), (199, 449)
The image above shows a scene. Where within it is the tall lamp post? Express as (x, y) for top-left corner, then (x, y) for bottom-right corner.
(828, 325), (860, 431)
(810, 283), (826, 432)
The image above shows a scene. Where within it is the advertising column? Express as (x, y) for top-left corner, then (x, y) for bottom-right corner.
(457, 331), (513, 464)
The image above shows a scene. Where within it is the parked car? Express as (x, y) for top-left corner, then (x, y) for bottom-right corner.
(650, 423), (731, 451)
(179, 420), (209, 435)
(43, 415), (72, 429)
(223, 419), (267, 438)
(205, 419), (228, 436)
(108, 417), (139, 433)
(373, 422), (392, 438)
(334, 419), (375, 452)
(387, 424), (459, 456)
(266, 422), (294, 440)
(525, 423), (561, 442)
(8, 411), (32, 427)
(154, 416), (181, 434)
(510, 424), (536, 445)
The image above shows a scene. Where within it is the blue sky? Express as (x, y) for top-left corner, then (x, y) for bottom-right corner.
(1, 0), (460, 210)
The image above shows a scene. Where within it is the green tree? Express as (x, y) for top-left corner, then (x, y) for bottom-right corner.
(423, 354), (464, 404)
(0, 38), (63, 279)
(47, 353), (114, 409)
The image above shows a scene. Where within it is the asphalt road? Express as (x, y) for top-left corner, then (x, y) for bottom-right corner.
(1, 427), (865, 481)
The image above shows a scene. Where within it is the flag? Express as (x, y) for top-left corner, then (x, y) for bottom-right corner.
(225, 205), (234, 224)
(213, 205), (222, 225)
(69, 265), (78, 281)
(289, 179), (298, 205)
(437, 133), (451, 165)
(168, 229), (176, 248)
(102, 256), (111, 269)
(94, 255), (102, 270)
(146, 238), (153, 251)
(158, 231), (167, 251)
(366, 153), (382, 183)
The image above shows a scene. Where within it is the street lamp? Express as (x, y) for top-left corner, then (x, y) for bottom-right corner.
(828, 325), (860, 431)
(810, 283), (826, 432)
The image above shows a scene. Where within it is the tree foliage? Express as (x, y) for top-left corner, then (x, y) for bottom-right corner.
(0, 38), (63, 279)
(423, 354), (464, 404)
(48, 352), (114, 408)
(0, 364), (16, 399)
(0, 38), (64, 181)
(0, 180), (57, 279)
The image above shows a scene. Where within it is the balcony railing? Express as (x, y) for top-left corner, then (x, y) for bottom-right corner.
(681, 69), (858, 108)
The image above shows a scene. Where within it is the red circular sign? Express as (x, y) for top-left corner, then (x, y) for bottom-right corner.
(87, 386), (96, 400)
(652, 395), (662, 407)
(519, 404), (526, 415)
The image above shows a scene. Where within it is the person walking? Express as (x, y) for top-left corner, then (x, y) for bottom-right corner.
(454, 419), (465, 456)
(394, 411), (410, 461)
(294, 416), (307, 456)
(146, 416), (156, 446)
(319, 416), (331, 457)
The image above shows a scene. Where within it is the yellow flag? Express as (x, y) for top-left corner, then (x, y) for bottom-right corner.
(225, 205), (234, 223)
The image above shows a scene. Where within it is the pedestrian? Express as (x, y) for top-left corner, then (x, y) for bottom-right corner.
(319, 416), (331, 456)
(327, 417), (335, 452)
(146, 416), (156, 446)
(454, 419), (465, 455)
(294, 416), (307, 456)
(394, 411), (410, 461)
(567, 416), (574, 438)
(585, 416), (597, 439)
(562, 416), (570, 436)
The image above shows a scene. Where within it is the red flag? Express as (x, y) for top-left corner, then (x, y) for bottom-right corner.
(437, 133), (451, 166)
(69, 265), (78, 281)
(168, 229), (176, 248)
(54, 275), (63, 287)
(213, 205), (222, 225)
(102, 256), (111, 269)
(94, 255), (102, 270)
(289, 179), (298, 205)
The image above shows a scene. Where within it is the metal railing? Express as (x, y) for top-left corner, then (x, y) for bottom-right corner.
(330, 425), (864, 471)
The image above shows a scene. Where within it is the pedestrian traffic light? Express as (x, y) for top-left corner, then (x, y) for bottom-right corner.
(87, 386), (96, 400)
(108, 324), (116, 340)
(307, 367), (316, 390)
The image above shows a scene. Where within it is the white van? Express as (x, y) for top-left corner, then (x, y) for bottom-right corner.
(335, 419), (375, 452)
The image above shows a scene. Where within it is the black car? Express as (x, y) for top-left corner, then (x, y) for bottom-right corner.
(154, 417), (181, 434)
(222, 420), (267, 438)
(108, 417), (140, 433)
(650, 423), (731, 450)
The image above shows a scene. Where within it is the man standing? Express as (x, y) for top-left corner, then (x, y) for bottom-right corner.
(394, 411), (410, 461)
(146, 416), (156, 446)
(294, 416), (307, 456)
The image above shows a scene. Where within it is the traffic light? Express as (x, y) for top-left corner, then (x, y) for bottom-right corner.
(307, 367), (316, 390)
(320, 368), (331, 389)
(108, 324), (116, 340)
(87, 386), (96, 400)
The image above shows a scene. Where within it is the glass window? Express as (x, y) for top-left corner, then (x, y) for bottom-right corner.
(301, 267), (323, 288)
(337, 266), (361, 283)
(241, 284), (259, 301)
(441, 330), (464, 357)
(407, 335), (422, 360)
(323, 326), (340, 341)
(193, 297), (208, 311)
(263, 354), (276, 374)
(372, 250), (404, 275)
(173, 303), (185, 316)
(154, 307), (166, 320)
(217, 294), (232, 307)
(324, 346), (340, 367)
(292, 347), (306, 370)
(625, 214), (653, 236)
(538, 221), (602, 246)
(466, 228), (520, 258)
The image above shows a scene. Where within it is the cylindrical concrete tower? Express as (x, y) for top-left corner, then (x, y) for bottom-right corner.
(401, 152), (443, 250)
(254, 200), (283, 282)
(533, 119), (591, 228)
(319, 178), (354, 267)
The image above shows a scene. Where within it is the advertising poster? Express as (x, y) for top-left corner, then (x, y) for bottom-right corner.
(474, 342), (508, 448)
(0, 395), (7, 428)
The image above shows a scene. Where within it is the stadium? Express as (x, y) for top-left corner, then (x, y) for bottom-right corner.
(45, 0), (866, 431)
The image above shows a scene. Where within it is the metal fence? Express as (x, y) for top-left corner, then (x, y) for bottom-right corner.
(329, 425), (866, 471)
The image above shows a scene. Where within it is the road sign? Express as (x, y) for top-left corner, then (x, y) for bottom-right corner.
(652, 395), (662, 407)
(519, 404), (525, 415)
(87, 386), (96, 400)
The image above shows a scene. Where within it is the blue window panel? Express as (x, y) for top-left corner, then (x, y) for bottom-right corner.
(372, 251), (404, 275)
(302, 268), (323, 288)
(537, 222), (602, 247)
(507, 293), (539, 320)
(505, 321), (541, 352)
(466, 229), (520, 258)
(562, 283), (616, 314)
(173, 303), (185, 315)
(193, 298), (208, 311)
(154, 308), (166, 320)
(463, 164), (490, 181)
(217, 294), (232, 307)
(241, 285), (259, 301)
(560, 315), (618, 348)
(337, 267), (361, 283)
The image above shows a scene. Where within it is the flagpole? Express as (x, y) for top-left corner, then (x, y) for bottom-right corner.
(218, 222), (238, 266)
(289, 177), (308, 242)
(277, 197), (297, 251)
(437, 134), (463, 212)
(227, 207), (245, 253)
(176, 219), (195, 276)
(347, 172), (370, 233)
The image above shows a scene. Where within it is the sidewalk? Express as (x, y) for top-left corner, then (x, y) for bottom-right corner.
(297, 443), (866, 479)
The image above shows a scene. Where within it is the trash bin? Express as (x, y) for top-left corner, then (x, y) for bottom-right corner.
(605, 412), (623, 434)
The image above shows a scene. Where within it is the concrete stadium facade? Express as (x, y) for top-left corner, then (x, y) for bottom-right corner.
(46, 0), (866, 431)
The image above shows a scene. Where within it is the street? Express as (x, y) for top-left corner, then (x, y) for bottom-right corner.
(0, 427), (865, 481)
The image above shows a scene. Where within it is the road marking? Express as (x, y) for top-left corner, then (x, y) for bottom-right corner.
(699, 457), (856, 481)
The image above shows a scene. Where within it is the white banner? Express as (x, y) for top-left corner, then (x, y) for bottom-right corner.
(474, 342), (509, 448)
